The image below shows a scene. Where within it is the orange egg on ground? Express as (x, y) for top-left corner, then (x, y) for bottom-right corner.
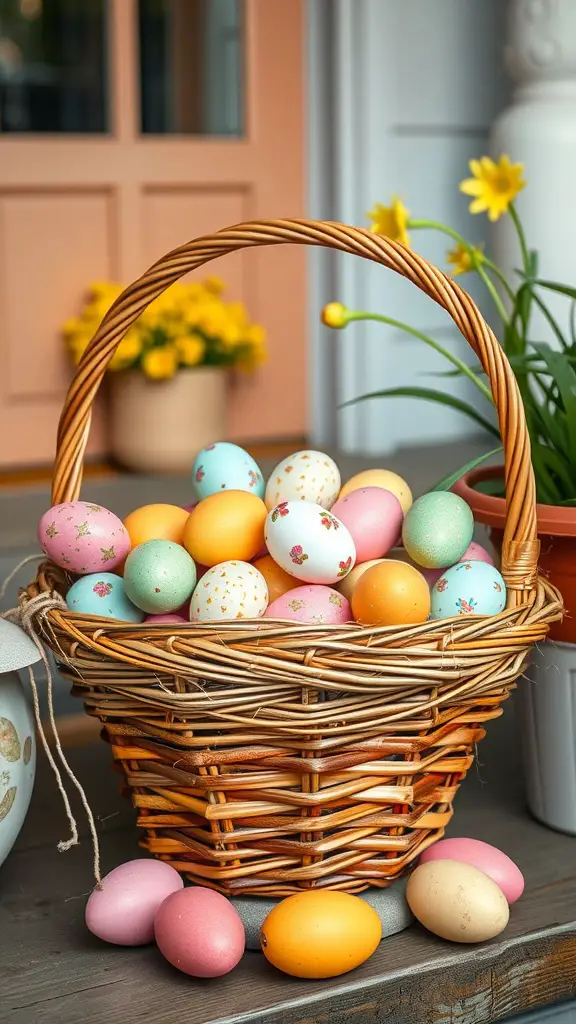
(339, 469), (413, 513)
(351, 559), (430, 626)
(123, 504), (190, 547)
(183, 490), (267, 567)
(252, 554), (300, 602)
(336, 558), (386, 601)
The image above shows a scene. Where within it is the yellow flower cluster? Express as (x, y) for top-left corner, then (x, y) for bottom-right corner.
(63, 276), (267, 380)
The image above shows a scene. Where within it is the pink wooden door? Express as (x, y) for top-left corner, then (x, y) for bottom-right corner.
(0, 0), (306, 468)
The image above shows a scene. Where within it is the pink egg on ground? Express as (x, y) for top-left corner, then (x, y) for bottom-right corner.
(461, 541), (494, 565)
(331, 487), (403, 562)
(85, 858), (183, 946)
(419, 837), (524, 904)
(39, 500), (130, 574)
(155, 886), (245, 978)
(145, 613), (188, 624)
(266, 585), (352, 625)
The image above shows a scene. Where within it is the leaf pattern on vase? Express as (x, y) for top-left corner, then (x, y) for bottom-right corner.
(23, 737), (33, 765)
(0, 787), (17, 823)
(0, 719), (21, 762)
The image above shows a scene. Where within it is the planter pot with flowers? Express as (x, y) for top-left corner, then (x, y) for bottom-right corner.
(323, 155), (576, 835)
(63, 277), (266, 474)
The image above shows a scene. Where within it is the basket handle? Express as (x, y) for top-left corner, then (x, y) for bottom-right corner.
(53, 218), (538, 606)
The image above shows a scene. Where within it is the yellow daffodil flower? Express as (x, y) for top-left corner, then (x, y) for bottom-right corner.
(367, 196), (411, 246)
(446, 242), (484, 276)
(142, 346), (178, 380)
(321, 302), (350, 329)
(460, 155), (526, 222)
(176, 334), (205, 366)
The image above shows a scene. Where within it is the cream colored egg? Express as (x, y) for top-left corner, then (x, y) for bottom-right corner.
(339, 469), (413, 513)
(265, 450), (340, 511)
(406, 860), (510, 944)
(190, 561), (269, 622)
(336, 558), (385, 601)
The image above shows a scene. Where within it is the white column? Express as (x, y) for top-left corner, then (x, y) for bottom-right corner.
(491, 0), (576, 326)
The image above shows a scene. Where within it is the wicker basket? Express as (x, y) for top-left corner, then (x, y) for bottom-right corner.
(25, 220), (562, 897)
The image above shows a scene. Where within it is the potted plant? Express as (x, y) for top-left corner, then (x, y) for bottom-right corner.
(322, 155), (576, 835)
(63, 277), (266, 474)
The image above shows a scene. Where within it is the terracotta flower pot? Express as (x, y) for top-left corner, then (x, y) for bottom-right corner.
(453, 465), (576, 644)
(109, 367), (227, 474)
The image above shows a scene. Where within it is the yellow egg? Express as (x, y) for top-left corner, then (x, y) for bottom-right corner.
(336, 558), (385, 601)
(260, 891), (382, 979)
(339, 469), (413, 513)
(406, 860), (510, 943)
(183, 491), (266, 567)
(123, 504), (189, 547)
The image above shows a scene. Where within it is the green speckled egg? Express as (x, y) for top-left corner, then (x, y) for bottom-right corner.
(402, 492), (474, 569)
(124, 540), (197, 614)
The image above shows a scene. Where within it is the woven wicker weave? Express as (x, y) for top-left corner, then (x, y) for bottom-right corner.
(26, 220), (562, 896)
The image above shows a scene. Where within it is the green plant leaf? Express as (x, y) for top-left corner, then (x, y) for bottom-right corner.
(340, 387), (500, 437)
(529, 279), (576, 301)
(430, 446), (503, 492)
(531, 342), (576, 463)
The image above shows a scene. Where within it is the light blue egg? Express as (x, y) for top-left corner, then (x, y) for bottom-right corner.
(192, 441), (265, 500)
(66, 573), (145, 622)
(430, 560), (507, 620)
(124, 539), (197, 614)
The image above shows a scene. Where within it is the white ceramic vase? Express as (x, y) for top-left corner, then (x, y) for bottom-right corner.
(0, 619), (40, 867)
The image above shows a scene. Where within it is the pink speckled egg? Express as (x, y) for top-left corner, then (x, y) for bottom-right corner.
(155, 886), (245, 978)
(266, 585), (352, 625)
(144, 613), (188, 624)
(85, 859), (183, 946)
(461, 541), (494, 565)
(420, 837), (524, 904)
(39, 501), (130, 574)
(331, 487), (403, 563)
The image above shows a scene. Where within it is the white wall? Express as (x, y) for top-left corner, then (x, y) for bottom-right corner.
(309, 0), (510, 455)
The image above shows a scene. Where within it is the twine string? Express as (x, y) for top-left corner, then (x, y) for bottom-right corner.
(1, 556), (101, 883)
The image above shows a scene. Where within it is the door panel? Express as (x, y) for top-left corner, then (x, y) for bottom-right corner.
(0, 0), (306, 467)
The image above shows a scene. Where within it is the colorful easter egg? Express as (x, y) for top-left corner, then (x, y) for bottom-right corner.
(144, 613), (188, 624)
(265, 501), (356, 585)
(331, 487), (403, 562)
(85, 859), (183, 946)
(402, 492), (474, 569)
(430, 560), (506, 619)
(252, 554), (301, 602)
(190, 561), (268, 621)
(266, 585), (352, 625)
(351, 560), (430, 627)
(66, 573), (145, 622)
(155, 886), (245, 978)
(38, 501), (130, 574)
(265, 450), (340, 511)
(420, 837), (524, 904)
(123, 504), (190, 547)
(183, 491), (267, 567)
(407, 860), (509, 944)
(124, 540), (197, 614)
(336, 559), (386, 601)
(192, 442), (264, 500)
(339, 469), (413, 513)
(462, 541), (494, 565)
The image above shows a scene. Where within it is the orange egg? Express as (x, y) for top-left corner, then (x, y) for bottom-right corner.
(123, 504), (190, 548)
(336, 558), (386, 601)
(351, 559), (430, 626)
(183, 491), (267, 566)
(261, 891), (382, 979)
(252, 554), (299, 602)
(339, 468), (413, 513)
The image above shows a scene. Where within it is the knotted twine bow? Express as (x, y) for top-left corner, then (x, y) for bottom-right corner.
(0, 555), (101, 883)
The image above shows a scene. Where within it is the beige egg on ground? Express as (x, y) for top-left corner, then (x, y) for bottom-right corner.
(336, 558), (385, 601)
(406, 859), (510, 944)
(339, 469), (413, 513)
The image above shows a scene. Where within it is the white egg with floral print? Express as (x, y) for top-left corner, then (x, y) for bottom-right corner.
(190, 561), (269, 621)
(265, 501), (356, 585)
(265, 450), (341, 511)
(430, 560), (507, 620)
